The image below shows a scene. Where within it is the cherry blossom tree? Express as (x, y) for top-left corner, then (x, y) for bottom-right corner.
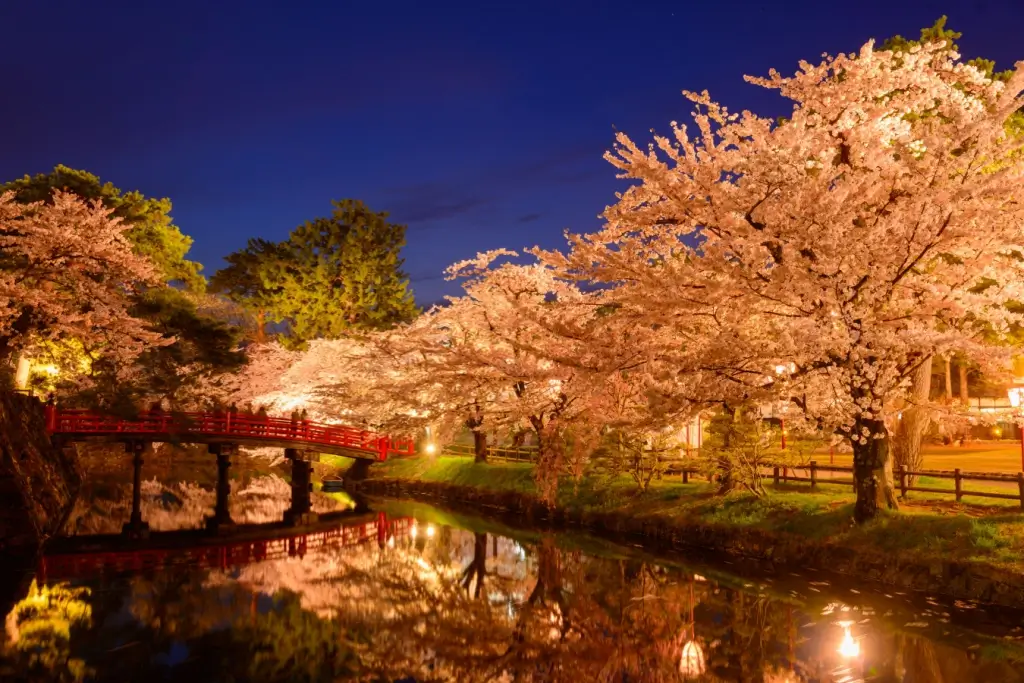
(538, 41), (1024, 521)
(352, 254), (624, 497)
(0, 191), (169, 384)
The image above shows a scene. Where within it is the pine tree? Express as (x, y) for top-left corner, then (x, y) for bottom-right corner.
(215, 199), (418, 346)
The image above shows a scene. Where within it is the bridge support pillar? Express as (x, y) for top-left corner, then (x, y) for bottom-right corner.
(343, 458), (374, 484)
(122, 441), (150, 539)
(283, 448), (319, 526)
(205, 444), (237, 534)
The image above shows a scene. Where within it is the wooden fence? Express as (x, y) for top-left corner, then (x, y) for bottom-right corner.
(440, 445), (1024, 508)
(762, 461), (1024, 508)
(668, 461), (1024, 509)
(442, 443), (537, 463)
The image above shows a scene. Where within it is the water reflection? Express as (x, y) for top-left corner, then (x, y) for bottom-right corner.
(4, 482), (1024, 681)
(64, 473), (352, 535)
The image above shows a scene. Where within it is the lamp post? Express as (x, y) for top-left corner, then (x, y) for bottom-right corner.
(1010, 388), (1024, 472)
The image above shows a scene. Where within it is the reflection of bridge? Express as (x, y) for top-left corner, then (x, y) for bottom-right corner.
(45, 406), (414, 460)
(44, 403), (416, 538)
(41, 511), (414, 582)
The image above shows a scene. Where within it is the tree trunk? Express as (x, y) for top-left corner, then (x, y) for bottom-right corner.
(716, 406), (737, 494)
(943, 356), (952, 402)
(472, 430), (488, 464)
(958, 362), (969, 405)
(460, 532), (487, 598)
(255, 309), (267, 344)
(892, 356), (932, 484)
(852, 417), (899, 523)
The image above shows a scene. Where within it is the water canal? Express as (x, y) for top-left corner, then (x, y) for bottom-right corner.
(3, 465), (1024, 682)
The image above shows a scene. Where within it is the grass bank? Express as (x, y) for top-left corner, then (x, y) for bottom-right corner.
(346, 455), (1024, 607)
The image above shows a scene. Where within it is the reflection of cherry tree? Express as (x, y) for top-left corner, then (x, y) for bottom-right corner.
(219, 529), (711, 681)
(12, 526), (1024, 681)
(63, 474), (347, 534)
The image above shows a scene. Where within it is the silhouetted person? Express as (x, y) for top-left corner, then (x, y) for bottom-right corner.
(256, 405), (269, 435)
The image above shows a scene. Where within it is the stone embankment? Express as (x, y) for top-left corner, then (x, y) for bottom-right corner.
(0, 392), (80, 553)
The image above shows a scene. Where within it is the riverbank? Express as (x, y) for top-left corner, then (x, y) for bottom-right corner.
(344, 456), (1024, 608)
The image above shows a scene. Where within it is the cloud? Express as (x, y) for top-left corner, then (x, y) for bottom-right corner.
(381, 142), (603, 229)
(384, 182), (492, 224)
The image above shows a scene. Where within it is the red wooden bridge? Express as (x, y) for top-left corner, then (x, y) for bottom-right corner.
(45, 404), (414, 460)
(40, 512), (415, 582)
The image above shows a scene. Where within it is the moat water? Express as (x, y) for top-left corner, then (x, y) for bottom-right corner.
(3, 466), (1024, 682)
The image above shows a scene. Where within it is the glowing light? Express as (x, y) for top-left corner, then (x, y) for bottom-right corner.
(424, 442), (437, 455)
(679, 640), (706, 677)
(426, 524), (436, 538)
(1010, 387), (1023, 408)
(838, 622), (860, 658)
(387, 536), (395, 548)
(410, 524), (418, 539)
(994, 427), (1003, 437)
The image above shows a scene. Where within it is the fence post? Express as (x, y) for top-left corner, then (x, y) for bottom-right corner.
(1018, 472), (1024, 511)
(773, 466), (780, 486)
(810, 461), (817, 490)
(954, 468), (963, 503)
(899, 465), (908, 499)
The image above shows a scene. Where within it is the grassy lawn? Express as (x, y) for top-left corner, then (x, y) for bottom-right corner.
(351, 455), (1024, 573)
(814, 441), (1024, 473)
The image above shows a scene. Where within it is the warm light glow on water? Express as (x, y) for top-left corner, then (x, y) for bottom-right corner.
(838, 621), (860, 658)
(679, 640), (705, 677)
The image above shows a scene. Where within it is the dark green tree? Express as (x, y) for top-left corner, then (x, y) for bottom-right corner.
(214, 199), (418, 347)
(1, 165), (205, 291)
(209, 238), (290, 343)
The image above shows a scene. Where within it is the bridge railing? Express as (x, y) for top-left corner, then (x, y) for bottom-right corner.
(41, 514), (416, 581)
(47, 407), (414, 459)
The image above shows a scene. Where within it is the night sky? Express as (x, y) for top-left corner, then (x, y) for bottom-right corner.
(2, 0), (1021, 305)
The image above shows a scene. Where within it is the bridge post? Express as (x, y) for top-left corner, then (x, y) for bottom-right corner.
(122, 441), (150, 539)
(205, 444), (238, 534)
(377, 511), (388, 549)
(343, 458), (374, 484)
(283, 448), (319, 526)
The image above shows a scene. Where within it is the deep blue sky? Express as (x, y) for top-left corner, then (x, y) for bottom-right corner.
(2, 0), (1021, 305)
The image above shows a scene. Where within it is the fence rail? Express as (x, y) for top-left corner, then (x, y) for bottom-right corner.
(442, 443), (537, 463)
(678, 461), (1024, 509)
(440, 445), (1024, 508)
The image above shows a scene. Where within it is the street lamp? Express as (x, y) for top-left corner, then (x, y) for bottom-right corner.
(1009, 388), (1024, 471)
